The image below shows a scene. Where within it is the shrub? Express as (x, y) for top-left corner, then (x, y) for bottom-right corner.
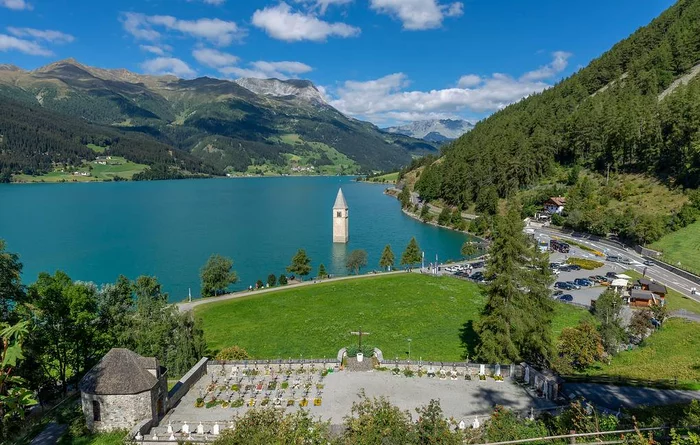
(216, 345), (250, 361)
(346, 344), (375, 357)
(566, 257), (604, 270)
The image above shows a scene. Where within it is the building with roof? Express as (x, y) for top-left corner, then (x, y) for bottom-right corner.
(79, 348), (167, 432)
(333, 188), (349, 243)
(629, 289), (661, 307)
(637, 278), (668, 298)
(544, 197), (566, 214)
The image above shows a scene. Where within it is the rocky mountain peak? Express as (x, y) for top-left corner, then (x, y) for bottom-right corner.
(383, 119), (475, 142)
(234, 77), (326, 103)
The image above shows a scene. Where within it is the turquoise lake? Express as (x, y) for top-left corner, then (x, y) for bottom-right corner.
(0, 177), (470, 301)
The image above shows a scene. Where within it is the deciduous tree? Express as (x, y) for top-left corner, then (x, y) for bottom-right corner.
(555, 322), (604, 372)
(346, 250), (368, 275)
(200, 254), (238, 297)
(318, 264), (328, 279)
(267, 274), (277, 287)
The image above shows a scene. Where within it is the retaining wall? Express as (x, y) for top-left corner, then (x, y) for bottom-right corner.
(639, 255), (700, 285)
(168, 357), (209, 410)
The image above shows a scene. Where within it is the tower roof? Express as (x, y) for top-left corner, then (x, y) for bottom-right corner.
(333, 188), (348, 209)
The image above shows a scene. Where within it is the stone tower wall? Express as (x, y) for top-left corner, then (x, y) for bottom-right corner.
(333, 207), (348, 243)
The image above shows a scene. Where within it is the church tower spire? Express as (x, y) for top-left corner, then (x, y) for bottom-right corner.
(333, 188), (349, 243)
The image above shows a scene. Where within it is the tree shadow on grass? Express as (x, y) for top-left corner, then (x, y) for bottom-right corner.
(460, 320), (478, 360)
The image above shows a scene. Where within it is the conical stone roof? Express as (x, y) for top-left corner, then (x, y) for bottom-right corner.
(79, 348), (159, 395)
(333, 188), (348, 209)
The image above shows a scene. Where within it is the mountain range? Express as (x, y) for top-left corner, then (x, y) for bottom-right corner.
(0, 59), (436, 181)
(383, 119), (475, 142)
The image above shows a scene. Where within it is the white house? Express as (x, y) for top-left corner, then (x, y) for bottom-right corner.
(544, 197), (566, 214)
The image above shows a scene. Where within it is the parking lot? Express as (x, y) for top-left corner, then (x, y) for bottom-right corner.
(445, 245), (624, 309)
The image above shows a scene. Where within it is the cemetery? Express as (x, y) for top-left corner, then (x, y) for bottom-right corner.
(84, 347), (561, 443)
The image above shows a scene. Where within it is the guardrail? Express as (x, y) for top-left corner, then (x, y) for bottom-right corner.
(562, 374), (699, 390)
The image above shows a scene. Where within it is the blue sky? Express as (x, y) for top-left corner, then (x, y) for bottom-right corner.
(0, 0), (676, 125)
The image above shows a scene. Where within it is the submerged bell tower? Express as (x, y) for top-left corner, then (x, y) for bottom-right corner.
(333, 188), (349, 243)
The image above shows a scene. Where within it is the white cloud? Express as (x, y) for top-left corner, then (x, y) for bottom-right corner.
(140, 57), (196, 77)
(7, 27), (74, 44)
(122, 12), (244, 46)
(520, 51), (572, 81)
(0, 0), (31, 10)
(139, 44), (171, 56)
(218, 60), (313, 79)
(189, 0), (226, 4)
(369, 0), (463, 30)
(295, 0), (353, 14)
(252, 2), (360, 42)
(0, 33), (51, 55)
(192, 48), (239, 68)
(457, 74), (481, 88)
(250, 60), (312, 74)
(329, 51), (572, 124)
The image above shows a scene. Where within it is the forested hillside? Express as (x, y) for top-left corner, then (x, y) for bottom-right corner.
(412, 0), (700, 243)
(416, 0), (700, 202)
(0, 98), (218, 182)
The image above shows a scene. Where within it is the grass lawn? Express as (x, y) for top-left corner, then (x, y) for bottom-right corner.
(195, 274), (590, 362)
(365, 172), (399, 183)
(13, 156), (147, 183)
(623, 269), (700, 316)
(650, 220), (700, 276)
(575, 319), (700, 389)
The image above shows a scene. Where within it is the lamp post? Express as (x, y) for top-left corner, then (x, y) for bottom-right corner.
(407, 338), (412, 362)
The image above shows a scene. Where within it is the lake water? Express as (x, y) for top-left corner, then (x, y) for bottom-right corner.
(0, 177), (470, 301)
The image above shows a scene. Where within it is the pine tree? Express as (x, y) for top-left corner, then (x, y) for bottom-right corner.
(318, 264), (328, 278)
(287, 249), (312, 280)
(379, 244), (395, 271)
(400, 237), (422, 270)
(474, 206), (554, 366)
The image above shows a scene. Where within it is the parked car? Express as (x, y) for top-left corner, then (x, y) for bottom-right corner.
(606, 271), (618, 278)
(568, 264), (582, 271)
(559, 294), (574, 302)
(552, 290), (564, 297)
(549, 262), (563, 269)
(566, 281), (581, 290)
(558, 265), (571, 272)
(555, 281), (574, 290)
(574, 278), (592, 287)
(588, 275), (601, 283)
(471, 261), (485, 269)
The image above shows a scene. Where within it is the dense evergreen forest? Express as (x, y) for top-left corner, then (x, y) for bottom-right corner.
(0, 98), (218, 182)
(415, 0), (700, 209)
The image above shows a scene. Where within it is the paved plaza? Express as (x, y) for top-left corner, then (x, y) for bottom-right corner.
(154, 367), (556, 436)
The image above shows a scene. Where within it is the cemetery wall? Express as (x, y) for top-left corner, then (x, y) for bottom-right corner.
(168, 357), (209, 410)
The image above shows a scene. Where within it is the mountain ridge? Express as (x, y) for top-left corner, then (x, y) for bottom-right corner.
(383, 119), (475, 142)
(0, 59), (437, 179)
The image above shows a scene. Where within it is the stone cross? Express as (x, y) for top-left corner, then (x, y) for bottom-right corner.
(350, 327), (370, 349)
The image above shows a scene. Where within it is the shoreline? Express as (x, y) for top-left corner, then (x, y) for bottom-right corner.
(6, 173), (361, 185)
(383, 188), (484, 239)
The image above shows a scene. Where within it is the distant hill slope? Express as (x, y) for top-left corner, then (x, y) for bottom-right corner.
(410, 0), (700, 210)
(383, 119), (474, 142)
(0, 59), (436, 179)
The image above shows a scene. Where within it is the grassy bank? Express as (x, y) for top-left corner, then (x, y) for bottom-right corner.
(13, 156), (147, 183)
(650, 220), (700, 276)
(573, 319), (700, 389)
(195, 274), (591, 362)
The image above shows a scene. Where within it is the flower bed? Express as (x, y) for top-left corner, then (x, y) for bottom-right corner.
(313, 398), (322, 406)
(231, 384), (240, 391)
(195, 398), (204, 408)
(231, 399), (244, 408)
(287, 399), (295, 407)
(300, 398), (309, 407)
(281, 382), (289, 389)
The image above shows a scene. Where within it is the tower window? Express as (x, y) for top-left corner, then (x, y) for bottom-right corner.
(92, 401), (101, 421)
(336, 211), (342, 217)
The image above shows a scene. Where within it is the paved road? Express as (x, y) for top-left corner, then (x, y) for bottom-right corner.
(30, 423), (67, 445)
(532, 226), (700, 305)
(564, 383), (700, 410)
